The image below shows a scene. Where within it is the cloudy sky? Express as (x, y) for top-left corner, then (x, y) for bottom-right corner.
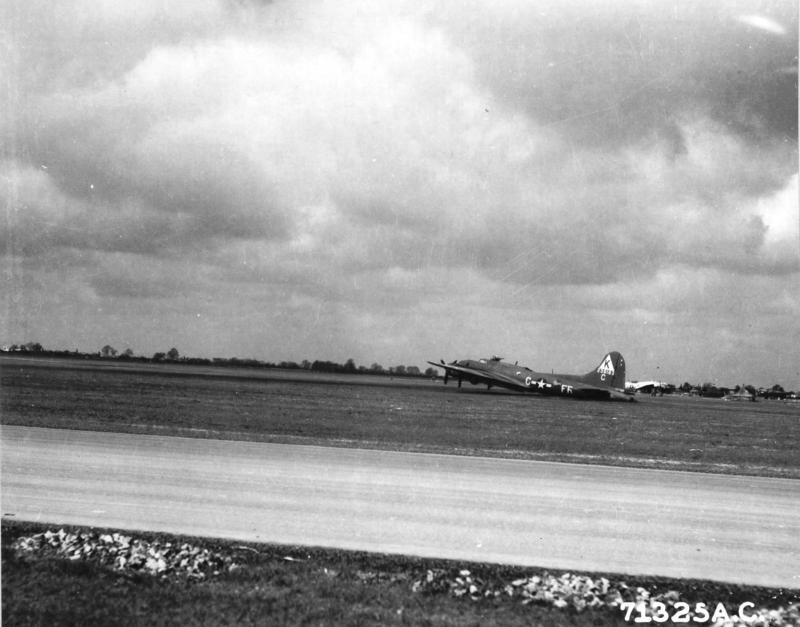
(2, 0), (798, 386)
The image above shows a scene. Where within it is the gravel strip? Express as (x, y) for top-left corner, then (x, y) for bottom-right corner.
(12, 529), (237, 581)
(412, 569), (800, 626)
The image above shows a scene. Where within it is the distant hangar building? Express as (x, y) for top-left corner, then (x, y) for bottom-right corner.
(626, 380), (670, 394)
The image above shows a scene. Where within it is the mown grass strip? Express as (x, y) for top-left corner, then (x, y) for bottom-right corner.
(4, 520), (798, 626)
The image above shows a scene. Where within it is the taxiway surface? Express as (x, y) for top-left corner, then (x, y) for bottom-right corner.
(2, 426), (798, 588)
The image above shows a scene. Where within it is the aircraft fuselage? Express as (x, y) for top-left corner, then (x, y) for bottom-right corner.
(454, 358), (576, 396)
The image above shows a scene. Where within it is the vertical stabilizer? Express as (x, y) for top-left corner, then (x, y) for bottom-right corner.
(583, 351), (626, 389)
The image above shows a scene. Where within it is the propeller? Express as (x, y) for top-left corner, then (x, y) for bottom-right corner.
(440, 359), (449, 385)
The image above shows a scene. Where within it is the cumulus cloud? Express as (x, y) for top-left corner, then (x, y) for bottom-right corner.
(738, 14), (787, 36)
(2, 0), (797, 383)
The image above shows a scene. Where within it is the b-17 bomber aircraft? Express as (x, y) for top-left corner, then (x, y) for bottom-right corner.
(428, 351), (634, 401)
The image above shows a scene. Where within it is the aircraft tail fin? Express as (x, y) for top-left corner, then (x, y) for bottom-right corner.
(583, 351), (626, 389)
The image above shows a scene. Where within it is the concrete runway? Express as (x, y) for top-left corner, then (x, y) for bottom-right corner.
(2, 426), (799, 588)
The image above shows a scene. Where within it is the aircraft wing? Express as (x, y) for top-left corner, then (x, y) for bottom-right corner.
(426, 361), (531, 392)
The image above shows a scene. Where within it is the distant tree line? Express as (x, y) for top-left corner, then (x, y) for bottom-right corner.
(4, 342), (793, 394)
(1, 342), (437, 379)
(674, 381), (795, 400)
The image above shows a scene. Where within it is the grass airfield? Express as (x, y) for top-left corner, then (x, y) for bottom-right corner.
(2, 355), (799, 478)
(2, 356), (799, 624)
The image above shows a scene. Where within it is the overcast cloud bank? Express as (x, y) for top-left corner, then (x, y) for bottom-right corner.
(2, 0), (797, 385)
